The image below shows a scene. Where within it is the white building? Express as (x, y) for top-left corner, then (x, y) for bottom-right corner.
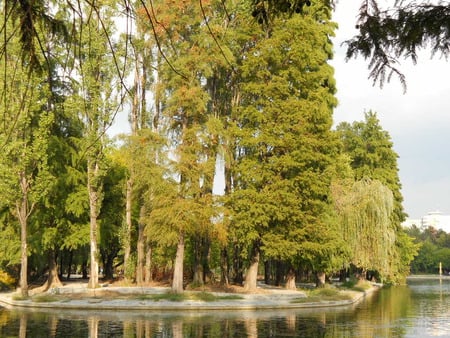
(402, 211), (450, 233)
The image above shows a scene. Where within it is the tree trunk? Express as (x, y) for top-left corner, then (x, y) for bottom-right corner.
(220, 247), (229, 286)
(66, 250), (73, 280)
(285, 268), (296, 290)
(275, 260), (285, 286)
(244, 244), (260, 292)
(316, 271), (326, 288)
(19, 216), (28, 297)
(172, 231), (185, 294)
(87, 160), (101, 289)
(124, 178), (132, 281)
(103, 253), (115, 280)
(82, 257), (88, 279)
(145, 244), (153, 283)
(17, 173), (31, 297)
(136, 206), (146, 285)
(42, 250), (63, 291)
(193, 263), (204, 286)
(264, 260), (272, 285)
(232, 245), (244, 285)
(192, 237), (210, 286)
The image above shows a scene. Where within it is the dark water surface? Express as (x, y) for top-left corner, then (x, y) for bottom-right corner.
(0, 278), (449, 337)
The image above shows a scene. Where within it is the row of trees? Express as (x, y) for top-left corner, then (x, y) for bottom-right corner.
(0, 0), (418, 295)
(405, 225), (450, 275)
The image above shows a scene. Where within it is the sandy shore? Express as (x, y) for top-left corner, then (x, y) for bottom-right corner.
(0, 281), (377, 311)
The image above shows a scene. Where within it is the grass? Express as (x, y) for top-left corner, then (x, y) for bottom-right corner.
(291, 285), (356, 304)
(139, 291), (243, 302)
(11, 295), (29, 301)
(341, 279), (373, 292)
(31, 294), (64, 303)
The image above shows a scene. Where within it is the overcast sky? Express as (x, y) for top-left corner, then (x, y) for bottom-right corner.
(331, 2), (450, 219)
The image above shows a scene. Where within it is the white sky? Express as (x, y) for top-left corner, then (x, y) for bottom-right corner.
(110, 2), (450, 220)
(331, 2), (450, 219)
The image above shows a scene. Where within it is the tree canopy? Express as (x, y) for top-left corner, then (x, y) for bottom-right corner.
(3, 1), (450, 90)
(0, 0), (423, 293)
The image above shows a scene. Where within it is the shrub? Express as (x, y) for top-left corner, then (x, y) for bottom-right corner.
(0, 270), (15, 290)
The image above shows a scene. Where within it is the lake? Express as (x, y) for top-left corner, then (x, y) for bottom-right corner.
(0, 278), (449, 337)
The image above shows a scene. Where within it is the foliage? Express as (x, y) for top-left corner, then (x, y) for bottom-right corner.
(332, 178), (396, 277)
(345, 1), (450, 90)
(0, 0), (422, 292)
(228, 3), (339, 279)
(405, 225), (450, 274)
(336, 111), (416, 283)
(0, 270), (16, 290)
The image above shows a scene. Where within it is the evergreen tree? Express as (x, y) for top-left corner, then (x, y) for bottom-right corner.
(229, 2), (338, 290)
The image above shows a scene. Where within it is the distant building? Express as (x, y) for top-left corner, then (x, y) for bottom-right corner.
(402, 211), (450, 233)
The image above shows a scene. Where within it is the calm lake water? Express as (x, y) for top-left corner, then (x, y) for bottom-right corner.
(0, 278), (449, 337)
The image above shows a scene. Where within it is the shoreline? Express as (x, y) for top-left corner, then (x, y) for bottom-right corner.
(406, 274), (450, 280)
(0, 282), (380, 312)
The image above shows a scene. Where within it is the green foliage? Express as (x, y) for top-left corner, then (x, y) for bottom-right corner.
(345, 2), (450, 89)
(405, 225), (450, 275)
(3, 0), (428, 291)
(0, 270), (16, 290)
(228, 8), (339, 275)
(336, 111), (415, 283)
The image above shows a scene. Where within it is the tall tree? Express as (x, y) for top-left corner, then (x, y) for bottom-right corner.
(336, 111), (418, 282)
(0, 4), (59, 296)
(140, 0), (221, 293)
(0, 62), (54, 297)
(229, 1), (338, 290)
(69, 1), (122, 288)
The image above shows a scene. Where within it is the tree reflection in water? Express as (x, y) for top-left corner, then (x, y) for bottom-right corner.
(1, 280), (449, 337)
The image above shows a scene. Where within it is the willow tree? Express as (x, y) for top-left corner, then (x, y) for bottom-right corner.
(229, 1), (339, 290)
(336, 112), (417, 282)
(332, 178), (396, 279)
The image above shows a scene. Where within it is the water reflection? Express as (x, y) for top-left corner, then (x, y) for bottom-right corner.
(1, 279), (449, 337)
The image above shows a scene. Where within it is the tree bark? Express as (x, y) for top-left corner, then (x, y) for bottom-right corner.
(17, 172), (32, 297)
(264, 260), (272, 285)
(316, 271), (326, 288)
(87, 160), (100, 289)
(244, 244), (260, 292)
(232, 245), (244, 285)
(220, 247), (229, 286)
(124, 178), (132, 281)
(66, 250), (73, 280)
(145, 244), (153, 283)
(42, 250), (63, 291)
(136, 206), (146, 285)
(285, 268), (296, 290)
(172, 231), (185, 293)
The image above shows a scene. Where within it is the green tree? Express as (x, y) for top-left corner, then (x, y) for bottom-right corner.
(336, 112), (418, 282)
(332, 178), (396, 279)
(99, 154), (126, 280)
(68, 1), (122, 288)
(140, 0), (223, 293)
(229, 2), (338, 290)
(7, 1), (450, 89)
(0, 55), (54, 297)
